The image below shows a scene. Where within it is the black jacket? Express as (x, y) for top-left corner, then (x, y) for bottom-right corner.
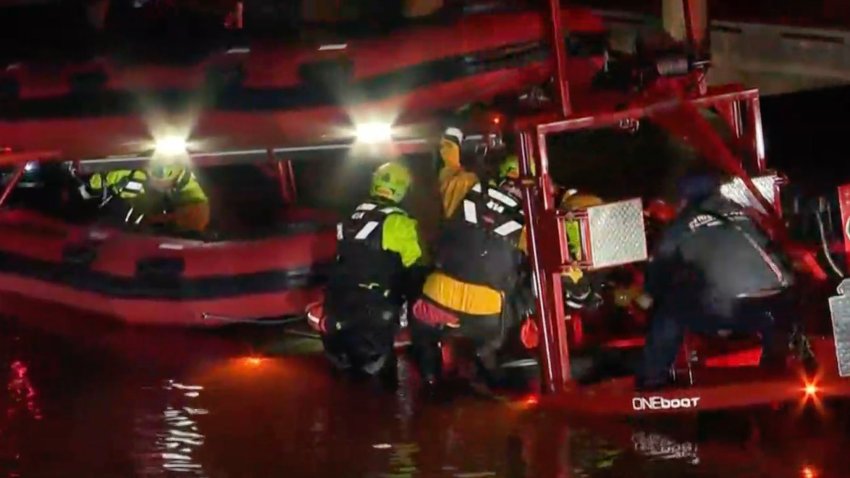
(645, 193), (794, 316)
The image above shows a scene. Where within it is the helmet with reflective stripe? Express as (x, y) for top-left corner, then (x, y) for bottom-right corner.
(370, 162), (411, 203)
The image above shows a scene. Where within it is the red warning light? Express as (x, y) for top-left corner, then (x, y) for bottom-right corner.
(241, 356), (265, 368)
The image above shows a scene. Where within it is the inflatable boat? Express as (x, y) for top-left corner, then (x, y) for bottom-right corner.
(0, 6), (610, 328)
(0, 200), (336, 327)
(0, 6), (607, 159)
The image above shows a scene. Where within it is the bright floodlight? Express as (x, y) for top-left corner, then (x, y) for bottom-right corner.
(155, 136), (189, 157)
(355, 122), (393, 144)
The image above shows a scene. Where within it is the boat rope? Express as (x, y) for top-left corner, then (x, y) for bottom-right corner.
(200, 313), (306, 326)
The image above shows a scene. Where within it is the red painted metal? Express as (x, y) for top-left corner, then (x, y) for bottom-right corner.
(546, 0), (572, 118)
(748, 96), (768, 172)
(268, 150), (298, 205)
(682, 0), (709, 57)
(278, 159), (298, 204)
(518, 130), (570, 392)
(0, 164), (26, 207)
(541, 337), (848, 416)
(837, 184), (850, 272)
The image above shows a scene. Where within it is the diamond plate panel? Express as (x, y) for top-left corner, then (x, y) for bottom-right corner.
(829, 279), (850, 377)
(720, 175), (777, 213)
(586, 198), (648, 270)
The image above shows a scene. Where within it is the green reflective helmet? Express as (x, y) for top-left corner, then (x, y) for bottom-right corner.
(499, 154), (520, 180)
(370, 162), (411, 203)
(499, 154), (535, 180)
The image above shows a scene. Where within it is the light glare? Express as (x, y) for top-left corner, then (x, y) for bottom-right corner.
(355, 122), (393, 144)
(155, 136), (188, 157)
(805, 383), (818, 397)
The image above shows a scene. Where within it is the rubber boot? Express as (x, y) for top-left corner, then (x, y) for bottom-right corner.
(412, 341), (443, 387)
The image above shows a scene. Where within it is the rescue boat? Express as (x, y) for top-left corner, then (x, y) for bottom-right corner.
(0, 184), (338, 327)
(0, 6), (607, 159)
(0, 5), (610, 328)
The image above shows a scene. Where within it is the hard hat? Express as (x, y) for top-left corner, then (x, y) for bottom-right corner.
(498, 154), (536, 180)
(370, 162), (411, 203)
(499, 155), (519, 180)
(147, 163), (186, 191)
(148, 164), (184, 181)
(561, 192), (603, 211)
(442, 126), (463, 146)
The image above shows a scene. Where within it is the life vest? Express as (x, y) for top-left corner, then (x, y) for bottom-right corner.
(435, 181), (525, 293)
(328, 199), (410, 304)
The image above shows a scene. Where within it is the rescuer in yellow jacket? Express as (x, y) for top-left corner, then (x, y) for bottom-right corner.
(411, 132), (532, 386)
(321, 161), (425, 379)
(428, 135), (528, 318)
(560, 190), (604, 309)
(85, 163), (210, 234)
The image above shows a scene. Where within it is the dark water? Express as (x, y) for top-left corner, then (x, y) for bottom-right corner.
(2, 316), (850, 478)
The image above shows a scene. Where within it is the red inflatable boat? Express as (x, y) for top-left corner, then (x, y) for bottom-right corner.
(0, 202), (336, 327)
(0, 6), (607, 159)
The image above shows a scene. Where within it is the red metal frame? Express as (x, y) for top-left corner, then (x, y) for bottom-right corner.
(276, 158), (298, 205)
(520, 87), (769, 392)
(838, 184), (850, 272)
(518, 1), (779, 393)
(267, 149), (299, 205)
(0, 164), (26, 208)
(546, 0), (572, 118)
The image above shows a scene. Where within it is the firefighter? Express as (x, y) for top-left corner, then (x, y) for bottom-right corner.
(636, 171), (814, 390)
(411, 142), (532, 387)
(321, 161), (424, 379)
(560, 191), (604, 310)
(83, 162), (209, 234)
(437, 126), (479, 218)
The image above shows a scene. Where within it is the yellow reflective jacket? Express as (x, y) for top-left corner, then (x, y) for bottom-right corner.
(423, 163), (527, 316)
(382, 212), (423, 268)
(88, 169), (209, 232)
(88, 169), (208, 206)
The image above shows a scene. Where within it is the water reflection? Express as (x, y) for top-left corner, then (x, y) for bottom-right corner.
(5, 320), (850, 477)
(6, 360), (42, 421)
(2, 358), (42, 478)
(133, 380), (208, 476)
(631, 430), (699, 465)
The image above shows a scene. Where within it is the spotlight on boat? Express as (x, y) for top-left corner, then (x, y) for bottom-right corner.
(355, 122), (393, 144)
(154, 135), (189, 157)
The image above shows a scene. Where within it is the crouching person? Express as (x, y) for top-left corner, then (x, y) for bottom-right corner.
(636, 172), (814, 390)
(410, 152), (529, 388)
(321, 162), (424, 380)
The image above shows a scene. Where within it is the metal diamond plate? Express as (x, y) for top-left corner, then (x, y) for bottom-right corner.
(829, 279), (850, 377)
(720, 175), (777, 213)
(586, 198), (648, 270)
